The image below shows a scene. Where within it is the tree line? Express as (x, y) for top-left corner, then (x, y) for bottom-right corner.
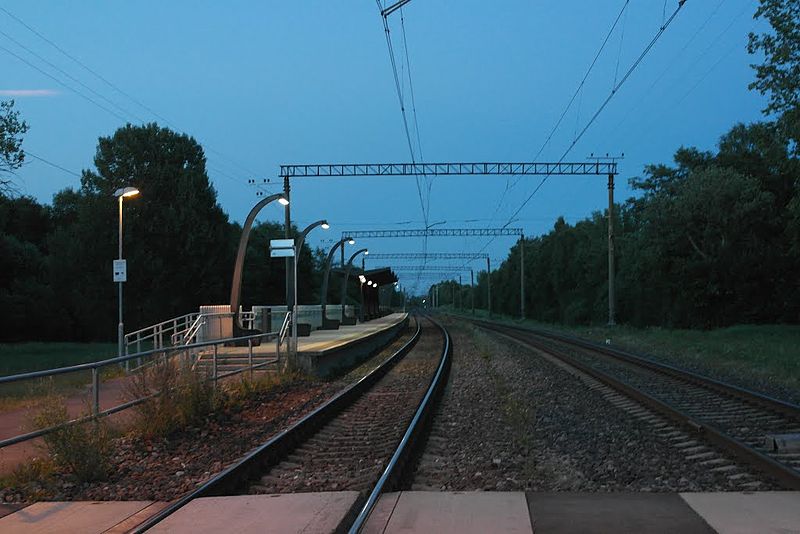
(0, 123), (336, 342)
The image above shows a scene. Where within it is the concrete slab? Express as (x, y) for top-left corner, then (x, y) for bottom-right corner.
(680, 492), (800, 534)
(527, 493), (714, 534)
(0, 501), (155, 534)
(363, 491), (533, 534)
(148, 492), (360, 534)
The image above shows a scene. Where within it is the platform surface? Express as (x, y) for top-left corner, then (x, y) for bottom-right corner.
(217, 312), (408, 357)
(3, 490), (799, 533)
(681, 492), (800, 534)
(364, 491), (533, 534)
(148, 492), (360, 534)
(0, 501), (158, 534)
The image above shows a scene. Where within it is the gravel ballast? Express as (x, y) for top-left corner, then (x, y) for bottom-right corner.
(411, 321), (774, 492)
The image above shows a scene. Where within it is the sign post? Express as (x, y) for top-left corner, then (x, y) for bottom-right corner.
(270, 239), (297, 363)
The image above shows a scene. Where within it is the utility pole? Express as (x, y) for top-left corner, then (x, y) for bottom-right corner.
(283, 174), (292, 309)
(458, 274), (462, 311)
(608, 172), (616, 326)
(520, 232), (525, 320)
(487, 257), (492, 319)
(471, 270), (475, 316)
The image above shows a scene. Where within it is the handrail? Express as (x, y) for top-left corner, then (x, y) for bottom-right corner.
(0, 329), (278, 386)
(124, 312), (198, 340)
(0, 328), (280, 450)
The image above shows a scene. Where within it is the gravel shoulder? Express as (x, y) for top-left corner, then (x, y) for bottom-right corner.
(411, 320), (774, 492)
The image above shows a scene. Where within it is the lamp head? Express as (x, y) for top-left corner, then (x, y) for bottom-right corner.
(364, 250), (369, 255)
(277, 196), (289, 206)
(114, 186), (140, 198)
(348, 238), (355, 245)
(321, 221), (330, 230)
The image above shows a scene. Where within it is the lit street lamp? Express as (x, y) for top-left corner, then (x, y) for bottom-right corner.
(320, 237), (354, 326)
(229, 193), (289, 335)
(290, 219), (330, 311)
(113, 186), (139, 359)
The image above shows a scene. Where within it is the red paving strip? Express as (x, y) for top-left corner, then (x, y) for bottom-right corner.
(0, 376), (134, 476)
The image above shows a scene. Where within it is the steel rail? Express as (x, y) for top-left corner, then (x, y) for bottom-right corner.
(472, 319), (800, 490)
(132, 315), (421, 533)
(349, 314), (452, 532)
(472, 319), (800, 418)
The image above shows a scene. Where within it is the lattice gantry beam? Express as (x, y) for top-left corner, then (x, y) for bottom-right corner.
(365, 252), (489, 260)
(391, 265), (477, 272)
(343, 228), (523, 239)
(280, 162), (617, 178)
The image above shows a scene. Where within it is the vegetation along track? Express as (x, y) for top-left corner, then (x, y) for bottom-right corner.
(470, 319), (800, 490)
(134, 314), (452, 533)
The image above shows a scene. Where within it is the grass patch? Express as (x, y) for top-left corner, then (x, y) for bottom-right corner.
(0, 343), (122, 411)
(449, 308), (800, 398)
(0, 342), (117, 376)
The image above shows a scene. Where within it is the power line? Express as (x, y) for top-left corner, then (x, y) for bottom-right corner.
(0, 42), (129, 122)
(468, 0), (689, 268)
(0, 7), (261, 186)
(376, 4), (427, 226)
(25, 151), (82, 178)
(491, 0), (630, 222)
(503, 0), (689, 229)
(0, 29), (146, 123)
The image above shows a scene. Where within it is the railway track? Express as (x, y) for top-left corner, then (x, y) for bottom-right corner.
(134, 314), (451, 533)
(470, 318), (800, 490)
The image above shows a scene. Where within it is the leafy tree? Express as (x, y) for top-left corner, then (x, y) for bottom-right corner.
(48, 123), (237, 339)
(0, 100), (28, 196)
(748, 0), (800, 117)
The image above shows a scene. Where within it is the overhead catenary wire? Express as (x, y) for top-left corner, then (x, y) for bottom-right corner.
(489, 0), (631, 224)
(462, 0), (690, 272)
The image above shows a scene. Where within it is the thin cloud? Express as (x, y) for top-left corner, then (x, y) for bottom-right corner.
(0, 89), (59, 97)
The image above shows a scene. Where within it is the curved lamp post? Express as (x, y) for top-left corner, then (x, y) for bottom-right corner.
(229, 193), (289, 331)
(113, 186), (139, 359)
(289, 219), (329, 312)
(341, 248), (368, 321)
(320, 236), (354, 320)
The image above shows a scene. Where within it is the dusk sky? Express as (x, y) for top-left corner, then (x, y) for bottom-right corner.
(2, 1), (769, 293)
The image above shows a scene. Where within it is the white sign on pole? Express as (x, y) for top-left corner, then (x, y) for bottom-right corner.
(270, 239), (295, 249)
(113, 259), (127, 282)
(270, 248), (295, 258)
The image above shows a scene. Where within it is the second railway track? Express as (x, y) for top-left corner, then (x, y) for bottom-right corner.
(135, 314), (451, 533)
(470, 318), (800, 490)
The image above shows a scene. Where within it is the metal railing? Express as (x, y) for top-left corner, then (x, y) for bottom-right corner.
(124, 312), (199, 354)
(125, 310), (257, 354)
(0, 329), (279, 450)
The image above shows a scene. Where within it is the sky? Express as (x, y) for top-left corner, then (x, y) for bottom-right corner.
(2, 1), (771, 294)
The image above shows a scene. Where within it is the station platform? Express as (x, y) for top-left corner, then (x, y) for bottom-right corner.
(205, 312), (409, 377)
(2, 491), (798, 533)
